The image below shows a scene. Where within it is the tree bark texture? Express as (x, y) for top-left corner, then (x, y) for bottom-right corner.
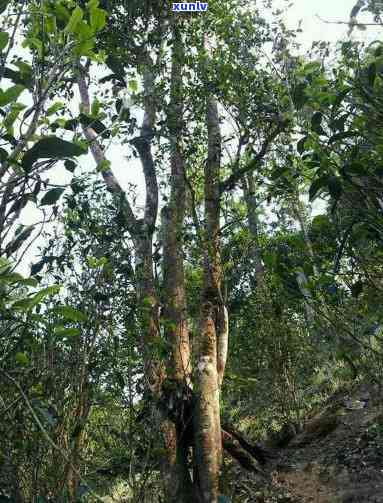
(194, 55), (226, 498)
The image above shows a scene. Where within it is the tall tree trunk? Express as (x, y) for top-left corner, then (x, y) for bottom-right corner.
(160, 24), (194, 502)
(77, 66), (177, 498)
(77, 64), (162, 390)
(194, 61), (225, 500)
(242, 172), (264, 289)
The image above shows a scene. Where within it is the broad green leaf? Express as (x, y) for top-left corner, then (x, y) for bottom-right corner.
(45, 15), (57, 34)
(40, 188), (65, 206)
(22, 137), (87, 171)
(47, 102), (64, 115)
(90, 6), (106, 32)
(73, 24), (95, 57)
(33, 285), (61, 302)
(0, 257), (10, 272)
(4, 65), (33, 88)
(24, 37), (43, 57)
(86, 256), (107, 269)
(0, 31), (9, 51)
(64, 6), (84, 34)
(54, 327), (81, 337)
(53, 305), (87, 322)
(0, 273), (37, 287)
(3, 102), (26, 133)
(54, 2), (70, 22)
(15, 352), (29, 366)
(0, 85), (25, 107)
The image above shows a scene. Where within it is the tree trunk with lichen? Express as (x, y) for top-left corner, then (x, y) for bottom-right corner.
(160, 23), (194, 503)
(194, 89), (226, 502)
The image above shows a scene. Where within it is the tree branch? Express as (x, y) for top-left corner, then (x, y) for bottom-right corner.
(77, 67), (139, 236)
(220, 126), (282, 193)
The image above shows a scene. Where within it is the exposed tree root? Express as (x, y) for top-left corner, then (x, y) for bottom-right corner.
(222, 424), (275, 474)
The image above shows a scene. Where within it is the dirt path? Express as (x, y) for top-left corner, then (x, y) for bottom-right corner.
(228, 383), (383, 502)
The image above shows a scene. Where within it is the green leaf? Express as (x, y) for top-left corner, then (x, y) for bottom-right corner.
(4, 65), (32, 88)
(0, 257), (10, 273)
(64, 6), (84, 34)
(34, 285), (60, 302)
(90, 6), (106, 32)
(297, 135), (308, 155)
(79, 113), (109, 138)
(47, 102), (64, 116)
(31, 259), (46, 276)
(0, 31), (9, 51)
(53, 305), (87, 322)
(0, 85), (25, 107)
(309, 175), (329, 202)
(25, 37), (43, 57)
(15, 352), (29, 366)
(332, 87), (352, 112)
(311, 112), (326, 135)
(40, 188), (65, 206)
(13, 285), (60, 311)
(91, 98), (101, 117)
(128, 79), (138, 93)
(54, 3), (70, 22)
(0, 0), (10, 14)
(327, 176), (342, 200)
(328, 131), (358, 144)
(97, 159), (111, 172)
(3, 102), (26, 133)
(22, 137), (87, 171)
(291, 82), (307, 110)
(64, 160), (76, 173)
(5, 226), (34, 257)
(0, 272), (37, 287)
(54, 326), (81, 337)
(367, 62), (377, 88)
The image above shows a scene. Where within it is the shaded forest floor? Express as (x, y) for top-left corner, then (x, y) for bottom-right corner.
(227, 382), (383, 502)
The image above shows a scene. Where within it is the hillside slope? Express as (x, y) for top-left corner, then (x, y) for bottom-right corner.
(227, 383), (383, 502)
